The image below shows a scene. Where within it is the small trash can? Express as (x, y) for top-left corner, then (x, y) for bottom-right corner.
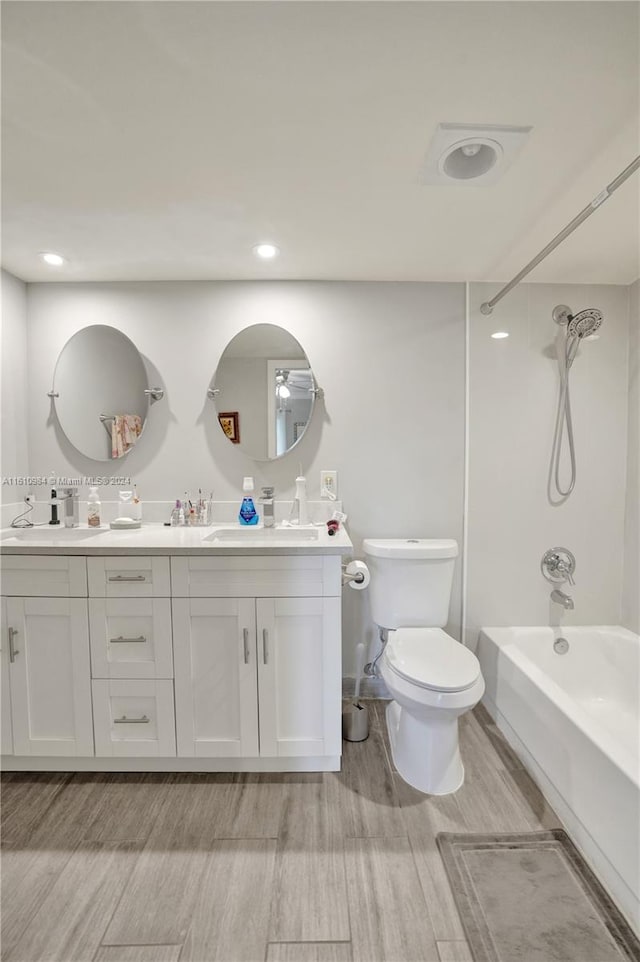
(342, 702), (369, 742)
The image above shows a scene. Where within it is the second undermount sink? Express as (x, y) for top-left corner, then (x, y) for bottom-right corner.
(203, 526), (320, 543)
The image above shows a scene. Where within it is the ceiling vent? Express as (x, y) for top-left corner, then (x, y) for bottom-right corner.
(420, 123), (532, 186)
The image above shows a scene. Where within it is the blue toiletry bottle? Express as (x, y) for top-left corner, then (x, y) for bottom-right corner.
(239, 477), (259, 526)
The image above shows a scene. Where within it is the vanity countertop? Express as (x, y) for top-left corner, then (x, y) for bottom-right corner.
(0, 523), (353, 556)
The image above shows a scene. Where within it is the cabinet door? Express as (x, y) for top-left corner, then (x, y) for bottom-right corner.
(256, 597), (341, 757)
(6, 598), (93, 756)
(173, 598), (259, 757)
(1, 599), (14, 754)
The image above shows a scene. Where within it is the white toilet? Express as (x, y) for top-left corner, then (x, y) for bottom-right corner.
(363, 538), (484, 795)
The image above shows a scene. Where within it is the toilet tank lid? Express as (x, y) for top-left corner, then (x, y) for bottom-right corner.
(363, 538), (458, 560)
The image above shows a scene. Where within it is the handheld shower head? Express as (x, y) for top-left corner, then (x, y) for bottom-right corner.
(567, 308), (603, 339)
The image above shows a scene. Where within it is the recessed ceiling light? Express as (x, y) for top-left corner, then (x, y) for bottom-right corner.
(253, 243), (279, 259)
(40, 252), (66, 266)
(491, 331), (509, 339)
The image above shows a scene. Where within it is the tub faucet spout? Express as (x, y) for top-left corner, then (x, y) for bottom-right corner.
(551, 588), (574, 610)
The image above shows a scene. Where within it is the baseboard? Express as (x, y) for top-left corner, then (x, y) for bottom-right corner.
(1, 755), (341, 773)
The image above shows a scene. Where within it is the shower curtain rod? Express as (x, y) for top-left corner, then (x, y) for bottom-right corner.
(480, 154), (640, 315)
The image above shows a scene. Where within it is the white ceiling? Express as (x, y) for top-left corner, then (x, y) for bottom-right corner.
(2, 1), (639, 284)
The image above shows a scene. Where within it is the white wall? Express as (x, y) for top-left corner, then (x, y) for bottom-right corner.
(25, 281), (466, 670)
(466, 282), (630, 643)
(1, 269), (28, 488)
(622, 279), (639, 633)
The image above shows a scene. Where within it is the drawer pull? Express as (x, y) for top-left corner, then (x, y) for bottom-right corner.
(108, 575), (147, 582)
(263, 628), (269, 665)
(114, 714), (150, 725)
(110, 635), (147, 644)
(8, 627), (19, 663)
(243, 628), (250, 665)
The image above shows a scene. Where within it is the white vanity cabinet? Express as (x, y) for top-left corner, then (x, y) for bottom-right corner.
(1, 539), (346, 771)
(171, 556), (342, 762)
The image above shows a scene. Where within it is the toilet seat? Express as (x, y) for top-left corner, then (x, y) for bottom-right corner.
(384, 628), (480, 692)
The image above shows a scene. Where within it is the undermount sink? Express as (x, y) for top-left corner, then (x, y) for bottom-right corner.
(203, 526), (320, 543)
(1, 526), (103, 542)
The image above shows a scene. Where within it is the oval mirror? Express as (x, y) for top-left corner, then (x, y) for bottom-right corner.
(53, 325), (150, 461)
(211, 324), (317, 461)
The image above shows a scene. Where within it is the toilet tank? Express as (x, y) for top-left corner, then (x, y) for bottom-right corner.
(362, 539), (458, 628)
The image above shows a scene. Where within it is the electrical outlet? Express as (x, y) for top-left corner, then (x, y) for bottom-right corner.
(320, 470), (338, 499)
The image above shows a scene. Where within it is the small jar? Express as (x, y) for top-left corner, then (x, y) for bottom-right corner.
(87, 487), (101, 527)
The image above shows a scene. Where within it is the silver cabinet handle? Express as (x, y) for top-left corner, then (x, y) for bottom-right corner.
(243, 628), (250, 664)
(8, 627), (18, 663)
(114, 714), (150, 724)
(110, 635), (147, 644)
(108, 575), (146, 582)
(263, 628), (269, 665)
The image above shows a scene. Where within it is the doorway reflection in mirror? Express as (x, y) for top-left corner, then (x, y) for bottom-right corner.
(274, 367), (313, 457)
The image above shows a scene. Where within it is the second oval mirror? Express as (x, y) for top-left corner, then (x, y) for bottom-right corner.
(211, 324), (317, 461)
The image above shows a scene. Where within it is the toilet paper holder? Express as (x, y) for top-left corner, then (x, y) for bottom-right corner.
(341, 560), (370, 589)
(342, 565), (364, 586)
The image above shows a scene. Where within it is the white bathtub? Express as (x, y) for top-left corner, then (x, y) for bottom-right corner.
(477, 625), (640, 936)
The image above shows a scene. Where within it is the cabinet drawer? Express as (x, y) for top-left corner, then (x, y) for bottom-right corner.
(171, 555), (341, 598)
(89, 599), (173, 679)
(92, 679), (176, 756)
(0, 556), (87, 597)
(88, 557), (170, 597)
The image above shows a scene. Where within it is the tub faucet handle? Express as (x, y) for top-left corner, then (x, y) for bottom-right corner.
(559, 562), (575, 586)
(541, 547), (576, 586)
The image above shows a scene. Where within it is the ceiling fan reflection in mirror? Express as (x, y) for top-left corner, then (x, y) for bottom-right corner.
(275, 368), (314, 399)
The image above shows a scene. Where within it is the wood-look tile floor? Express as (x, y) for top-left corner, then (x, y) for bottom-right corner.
(0, 704), (561, 962)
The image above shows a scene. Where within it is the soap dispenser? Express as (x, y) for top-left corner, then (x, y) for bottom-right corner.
(239, 477), (259, 526)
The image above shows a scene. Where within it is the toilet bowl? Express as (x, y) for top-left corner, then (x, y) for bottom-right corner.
(362, 538), (484, 796)
(380, 627), (484, 794)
